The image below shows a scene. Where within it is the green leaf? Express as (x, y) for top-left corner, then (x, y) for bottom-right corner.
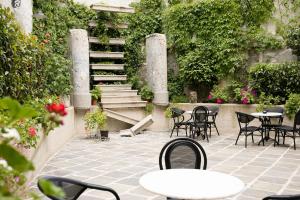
(38, 179), (65, 199)
(0, 142), (34, 172)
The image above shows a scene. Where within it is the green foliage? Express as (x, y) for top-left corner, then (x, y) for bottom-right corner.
(0, 7), (48, 102)
(208, 87), (229, 104)
(124, 0), (165, 80)
(84, 108), (107, 131)
(171, 95), (189, 103)
(256, 92), (280, 112)
(145, 103), (154, 114)
(249, 63), (300, 103)
(167, 70), (185, 101)
(38, 179), (65, 199)
(32, 0), (95, 96)
(164, 103), (179, 118)
(285, 93), (300, 118)
(139, 85), (154, 101)
(286, 22), (300, 59)
(90, 87), (102, 100)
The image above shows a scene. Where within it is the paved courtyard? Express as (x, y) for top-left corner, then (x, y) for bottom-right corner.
(32, 131), (300, 200)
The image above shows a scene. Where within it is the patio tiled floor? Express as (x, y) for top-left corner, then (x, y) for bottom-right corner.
(33, 131), (300, 200)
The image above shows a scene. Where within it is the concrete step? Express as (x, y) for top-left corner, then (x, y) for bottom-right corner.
(101, 90), (138, 96)
(95, 84), (132, 91)
(90, 51), (124, 59)
(91, 64), (124, 70)
(101, 95), (142, 103)
(120, 115), (153, 136)
(104, 108), (138, 125)
(89, 21), (128, 29)
(89, 37), (125, 45)
(102, 101), (147, 109)
(91, 4), (134, 13)
(92, 75), (127, 81)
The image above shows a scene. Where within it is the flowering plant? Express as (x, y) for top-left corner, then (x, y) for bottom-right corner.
(234, 86), (257, 104)
(207, 87), (229, 104)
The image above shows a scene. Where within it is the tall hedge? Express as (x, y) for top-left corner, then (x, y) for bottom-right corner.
(249, 63), (300, 102)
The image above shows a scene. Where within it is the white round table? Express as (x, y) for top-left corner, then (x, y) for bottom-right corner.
(251, 112), (282, 118)
(139, 169), (245, 200)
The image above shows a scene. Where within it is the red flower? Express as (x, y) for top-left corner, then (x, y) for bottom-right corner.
(216, 98), (223, 104)
(46, 103), (67, 116)
(241, 97), (249, 104)
(28, 127), (37, 137)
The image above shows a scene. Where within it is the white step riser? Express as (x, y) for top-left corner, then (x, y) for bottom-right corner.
(89, 37), (125, 45)
(90, 51), (124, 59)
(102, 91), (138, 96)
(91, 64), (124, 70)
(104, 109), (138, 125)
(91, 4), (134, 13)
(93, 75), (127, 81)
(96, 85), (132, 91)
(102, 96), (141, 103)
(102, 102), (147, 109)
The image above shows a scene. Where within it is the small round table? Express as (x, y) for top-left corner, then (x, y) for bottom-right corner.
(139, 169), (245, 200)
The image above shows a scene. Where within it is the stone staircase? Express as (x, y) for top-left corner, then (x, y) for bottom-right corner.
(89, 4), (152, 132)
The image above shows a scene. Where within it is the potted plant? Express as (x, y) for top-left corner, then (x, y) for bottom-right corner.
(90, 87), (101, 105)
(84, 108), (107, 139)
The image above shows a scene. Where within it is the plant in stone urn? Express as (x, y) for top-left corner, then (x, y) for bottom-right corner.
(90, 87), (101, 105)
(84, 108), (107, 139)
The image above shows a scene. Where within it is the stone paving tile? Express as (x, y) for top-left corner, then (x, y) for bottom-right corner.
(32, 131), (300, 200)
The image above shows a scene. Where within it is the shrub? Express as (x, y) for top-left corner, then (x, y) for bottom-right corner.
(286, 22), (300, 59)
(285, 93), (300, 119)
(140, 85), (154, 101)
(249, 62), (300, 103)
(208, 87), (229, 104)
(256, 92), (280, 112)
(171, 95), (189, 103)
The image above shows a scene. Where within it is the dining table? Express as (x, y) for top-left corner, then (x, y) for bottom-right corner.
(139, 169), (245, 200)
(251, 112), (283, 144)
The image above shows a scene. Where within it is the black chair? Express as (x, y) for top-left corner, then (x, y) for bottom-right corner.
(275, 109), (300, 150)
(170, 107), (190, 138)
(159, 138), (207, 170)
(190, 106), (209, 142)
(37, 176), (120, 200)
(264, 107), (284, 136)
(206, 105), (220, 137)
(235, 112), (263, 148)
(263, 194), (300, 199)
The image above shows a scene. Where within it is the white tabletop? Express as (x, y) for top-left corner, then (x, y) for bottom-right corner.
(251, 112), (282, 117)
(139, 169), (245, 200)
(186, 110), (211, 114)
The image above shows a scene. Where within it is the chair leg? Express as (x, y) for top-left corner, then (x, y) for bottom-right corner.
(260, 130), (264, 146)
(235, 131), (241, 145)
(185, 125), (188, 137)
(245, 134), (248, 148)
(209, 125), (212, 138)
(214, 123), (220, 135)
(293, 132), (296, 150)
(274, 130), (277, 147)
(251, 134), (254, 143)
(170, 126), (175, 138)
(283, 131), (286, 144)
(176, 127), (179, 136)
(205, 127), (209, 142)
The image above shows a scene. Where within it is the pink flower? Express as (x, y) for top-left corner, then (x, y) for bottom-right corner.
(208, 94), (213, 100)
(241, 97), (249, 104)
(216, 98), (223, 104)
(28, 127), (37, 137)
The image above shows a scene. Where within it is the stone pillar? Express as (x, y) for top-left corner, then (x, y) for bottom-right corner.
(70, 29), (91, 109)
(13, 0), (33, 34)
(146, 33), (169, 106)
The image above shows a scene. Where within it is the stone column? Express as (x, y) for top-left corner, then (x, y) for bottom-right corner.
(70, 29), (91, 109)
(146, 33), (169, 106)
(13, 0), (33, 34)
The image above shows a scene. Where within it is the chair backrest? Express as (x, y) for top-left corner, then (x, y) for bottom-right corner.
(171, 107), (185, 123)
(236, 112), (255, 128)
(159, 138), (207, 170)
(38, 176), (88, 200)
(263, 194), (300, 200)
(293, 109), (300, 129)
(266, 107), (284, 114)
(38, 176), (120, 200)
(192, 106), (209, 124)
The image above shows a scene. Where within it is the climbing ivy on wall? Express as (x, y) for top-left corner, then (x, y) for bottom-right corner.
(33, 0), (95, 95)
(124, 0), (166, 85)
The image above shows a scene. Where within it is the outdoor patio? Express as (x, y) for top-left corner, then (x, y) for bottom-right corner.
(32, 131), (300, 200)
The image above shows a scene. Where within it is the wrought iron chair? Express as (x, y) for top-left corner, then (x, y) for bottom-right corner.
(275, 109), (300, 150)
(235, 112), (263, 148)
(190, 106), (209, 142)
(206, 105), (220, 137)
(263, 194), (300, 199)
(159, 138), (207, 170)
(37, 176), (120, 200)
(170, 107), (190, 138)
(264, 107), (284, 137)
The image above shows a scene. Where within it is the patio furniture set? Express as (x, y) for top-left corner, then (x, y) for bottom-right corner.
(170, 106), (300, 150)
(37, 138), (299, 200)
